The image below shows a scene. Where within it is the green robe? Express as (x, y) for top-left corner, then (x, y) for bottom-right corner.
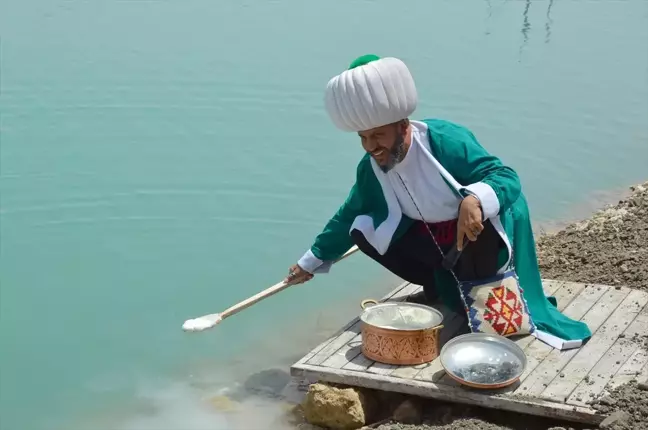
(306, 118), (592, 349)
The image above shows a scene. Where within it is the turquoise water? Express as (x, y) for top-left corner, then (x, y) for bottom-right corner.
(1, 0), (647, 429)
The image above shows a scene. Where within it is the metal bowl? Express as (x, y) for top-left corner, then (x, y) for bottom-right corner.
(440, 333), (527, 389)
(359, 300), (444, 331)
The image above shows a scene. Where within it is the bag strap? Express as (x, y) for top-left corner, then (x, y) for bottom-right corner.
(395, 173), (475, 332)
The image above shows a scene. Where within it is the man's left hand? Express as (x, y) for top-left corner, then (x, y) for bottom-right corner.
(457, 195), (483, 251)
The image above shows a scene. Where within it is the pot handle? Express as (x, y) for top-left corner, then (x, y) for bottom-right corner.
(360, 299), (378, 310)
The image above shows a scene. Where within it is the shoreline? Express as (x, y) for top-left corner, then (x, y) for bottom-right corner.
(292, 181), (648, 430)
(531, 184), (636, 237)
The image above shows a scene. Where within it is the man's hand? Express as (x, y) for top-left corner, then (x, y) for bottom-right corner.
(284, 264), (314, 285)
(457, 195), (484, 251)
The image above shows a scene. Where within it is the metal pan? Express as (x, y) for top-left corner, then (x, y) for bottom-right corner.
(440, 332), (527, 389)
(359, 300), (444, 365)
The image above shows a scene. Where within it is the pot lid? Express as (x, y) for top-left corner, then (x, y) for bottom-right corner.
(360, 302), (444, 330)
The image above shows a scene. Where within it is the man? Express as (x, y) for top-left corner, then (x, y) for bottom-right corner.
(285, 54), (591, 350)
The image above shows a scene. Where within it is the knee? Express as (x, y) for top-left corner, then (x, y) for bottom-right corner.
(350, 229), (374, 255)
(350, 229), (367, 246)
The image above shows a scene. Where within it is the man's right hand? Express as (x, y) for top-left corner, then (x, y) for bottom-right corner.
(284, 264), (314, 285)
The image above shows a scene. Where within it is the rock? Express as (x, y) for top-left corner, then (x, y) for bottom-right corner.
(302, 383), (374, 429)
(208, 395), (240, 412)
(599, 410), (631, 429)
(598, 395), (617, 406)
(391, 399), (422, 425)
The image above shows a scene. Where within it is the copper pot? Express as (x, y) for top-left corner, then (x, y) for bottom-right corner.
(359, 299), (444, 366)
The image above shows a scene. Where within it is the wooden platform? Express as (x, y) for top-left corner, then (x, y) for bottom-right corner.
(290, 280), (648, 425)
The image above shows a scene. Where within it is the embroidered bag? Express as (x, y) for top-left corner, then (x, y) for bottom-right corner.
(396, 174), (536, 337)
(454, 268), (536, 337)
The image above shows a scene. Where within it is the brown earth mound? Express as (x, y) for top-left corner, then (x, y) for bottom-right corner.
(536, 182), (648, 290)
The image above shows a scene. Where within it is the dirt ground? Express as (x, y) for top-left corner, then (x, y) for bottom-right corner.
(370, 182), (648, 430)
(536, 182), (648, 291)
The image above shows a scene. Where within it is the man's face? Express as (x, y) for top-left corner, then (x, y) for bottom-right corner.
(358, 121), (408, 172)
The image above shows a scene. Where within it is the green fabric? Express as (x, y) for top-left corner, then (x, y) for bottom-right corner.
(509, 195), (591, 342)
(310, 153), (394, 261)
(348, 54), (381, 70)
(423, 119), (521, 211)
(415, 119), (519, 311)
(422, 119), (519, 309)
(307, 118), (592, 343)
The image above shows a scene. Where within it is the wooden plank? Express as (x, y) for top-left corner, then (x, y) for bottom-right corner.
(342, 346), (375, 371)
(318, 335), (363, 369)
(389, 357), (436, 380)
(334, 283), (422, 371)
(291, 362), (602, 425)
(413, 356), (447, 383)
(318, 284), (423, 369)
(595, 360), (648, 406)
(295, 321), (357, 366)
(555, 283), (608, 317)
(606, 348), (648, 391)
(438, 280), (589, 387)
(566, 301), (648, 406)
(546, 281), (588, 310)
(542, 279), (566, 297)
(636, 361), (648, 385)
(515, 286), (631, 397)
(541, 289), (648, 403)
(517, 284), (610, 384)
(305, 282), (412, 366)
(367, 361), (400, 376)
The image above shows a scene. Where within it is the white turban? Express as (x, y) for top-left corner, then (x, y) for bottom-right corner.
(324, 56), (418, 132)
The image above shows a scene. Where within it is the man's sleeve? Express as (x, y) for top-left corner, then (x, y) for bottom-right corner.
(435, 124), (521, 219)
(297, 181), (365, 274)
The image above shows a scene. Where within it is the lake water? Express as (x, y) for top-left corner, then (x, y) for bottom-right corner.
(1, 0), (647, 429)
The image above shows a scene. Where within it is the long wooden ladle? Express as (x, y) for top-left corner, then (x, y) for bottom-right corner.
(182, 245), (360, 332)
